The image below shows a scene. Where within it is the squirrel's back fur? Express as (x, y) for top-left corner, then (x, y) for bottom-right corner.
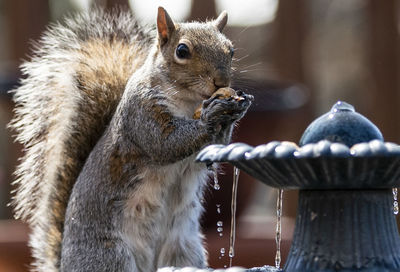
(10, 9), (153, 271)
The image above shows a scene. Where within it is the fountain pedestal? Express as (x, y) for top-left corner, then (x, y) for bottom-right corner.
(286, 189), (400, 271)
(197, 101), (400, 271)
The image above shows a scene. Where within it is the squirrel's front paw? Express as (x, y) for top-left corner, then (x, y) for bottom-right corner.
(200, 88), (253, 134)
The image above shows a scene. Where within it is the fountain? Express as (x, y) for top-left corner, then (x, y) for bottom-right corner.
(196, 101), (400, 271)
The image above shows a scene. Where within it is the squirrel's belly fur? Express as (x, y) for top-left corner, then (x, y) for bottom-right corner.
(123, 157), (208, 270)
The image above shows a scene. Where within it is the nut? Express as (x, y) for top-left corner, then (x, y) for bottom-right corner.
(193, 87), (243, 119)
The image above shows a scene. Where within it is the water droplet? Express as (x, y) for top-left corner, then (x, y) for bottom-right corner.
(220, 248), (225, 254)
(217, 221), (223, 227)
(217, 227), (223, 232)
(216, 204), (222, 214)
(331, 101), (355, 112)
(224, 265), (227, 268)
(219, 233), (223, 237)
(214, 184), (220, 190)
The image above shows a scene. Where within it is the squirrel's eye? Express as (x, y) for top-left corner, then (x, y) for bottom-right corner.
(176, 43), (190, 59)
(230, 48), (235, 58)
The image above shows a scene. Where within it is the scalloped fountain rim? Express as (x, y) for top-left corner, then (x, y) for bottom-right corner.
(196, 140), (400, 189)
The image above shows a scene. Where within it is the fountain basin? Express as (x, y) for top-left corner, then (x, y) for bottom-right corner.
(197, 140), (400, 190)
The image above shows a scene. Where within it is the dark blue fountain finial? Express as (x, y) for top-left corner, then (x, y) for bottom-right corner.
(299, 101), (383, 147)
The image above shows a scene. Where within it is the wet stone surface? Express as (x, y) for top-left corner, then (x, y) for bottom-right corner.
(245, 266), (282, 272)
(157, 266), (282, 272)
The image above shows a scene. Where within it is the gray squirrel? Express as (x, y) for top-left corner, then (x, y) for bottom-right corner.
(10, 6), (253, 272)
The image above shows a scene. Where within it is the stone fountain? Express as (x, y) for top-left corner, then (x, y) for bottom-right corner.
(196, 101), (400, 271)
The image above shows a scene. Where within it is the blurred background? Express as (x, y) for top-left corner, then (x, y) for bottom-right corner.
(0, 0), (400, 271)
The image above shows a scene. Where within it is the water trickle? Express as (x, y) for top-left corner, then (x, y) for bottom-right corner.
(393, 188), (399, 215)
(228, 166), (240, 267)
(207, 163), (221, 190)
(275, 189), (284, 269)
(215, 204), (224, 245)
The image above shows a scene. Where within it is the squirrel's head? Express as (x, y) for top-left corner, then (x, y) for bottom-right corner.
(155, 7), (234, 102)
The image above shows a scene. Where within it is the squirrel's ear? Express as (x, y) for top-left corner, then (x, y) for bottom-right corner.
(214, 11), (228, 32)
(157, 7), (175, 46)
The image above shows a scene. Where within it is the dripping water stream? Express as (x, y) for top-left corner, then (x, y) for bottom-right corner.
(208, 163), (225, 261)
(275, 189), (284, 269)
(228, 166), (240, 267)
(393, 188), (398, 215)
(213, 165), (220, 191)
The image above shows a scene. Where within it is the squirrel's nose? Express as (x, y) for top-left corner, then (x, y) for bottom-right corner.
(214, 69), (230, 88)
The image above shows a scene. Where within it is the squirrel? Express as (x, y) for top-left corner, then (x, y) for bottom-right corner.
(9, 6), (253, 272)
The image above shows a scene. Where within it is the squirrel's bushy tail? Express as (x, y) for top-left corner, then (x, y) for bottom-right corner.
(9, 9), (153, 271)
